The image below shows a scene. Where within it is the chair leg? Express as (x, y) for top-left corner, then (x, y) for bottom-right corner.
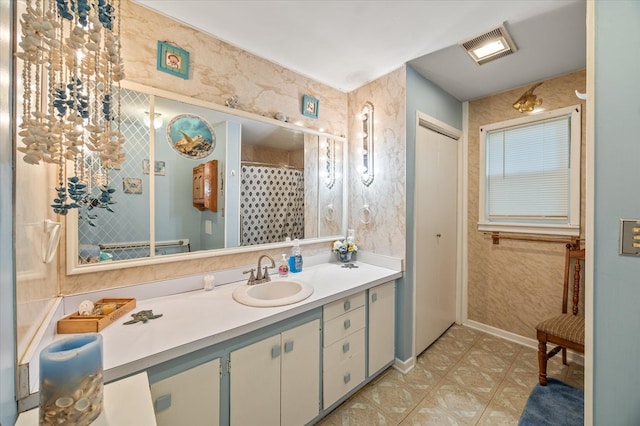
(538, 340), (548, 386)
(561, 347), (568, 365)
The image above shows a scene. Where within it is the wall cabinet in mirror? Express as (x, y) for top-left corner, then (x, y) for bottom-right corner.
(67, 81), (347, 274)
(193, 160), (218, 212)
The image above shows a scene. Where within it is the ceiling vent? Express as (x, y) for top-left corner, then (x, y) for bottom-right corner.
(461, 24), (518, 65)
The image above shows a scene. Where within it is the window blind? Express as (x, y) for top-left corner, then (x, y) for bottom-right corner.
(486, 115), (570, 221)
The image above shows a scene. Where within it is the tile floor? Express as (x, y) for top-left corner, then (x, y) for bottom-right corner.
(316, 324), (584, 425)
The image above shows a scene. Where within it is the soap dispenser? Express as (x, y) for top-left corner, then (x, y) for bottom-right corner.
(278, 254), (289, 277)
(289, 239), (303, 273)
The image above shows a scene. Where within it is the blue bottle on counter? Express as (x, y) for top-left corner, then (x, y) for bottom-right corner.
(289, 239), (303, 273)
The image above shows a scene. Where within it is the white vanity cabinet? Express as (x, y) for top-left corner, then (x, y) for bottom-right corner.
(229, 319), (320, 426)
(368, 281), (396, 376)
(322, 292), (367, 409)
(150, 358), (220, 426)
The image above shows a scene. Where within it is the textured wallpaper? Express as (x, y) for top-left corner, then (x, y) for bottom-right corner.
(467, 70), (586, 339)
(347, 67), (407, 259)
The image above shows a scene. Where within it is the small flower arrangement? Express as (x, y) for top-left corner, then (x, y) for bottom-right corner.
(332, 239), (358, 254)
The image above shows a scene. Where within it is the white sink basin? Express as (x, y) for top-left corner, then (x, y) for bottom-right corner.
(232, 279), (314, 307)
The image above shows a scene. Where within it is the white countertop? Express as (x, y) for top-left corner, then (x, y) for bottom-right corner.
(18, 258), (402, 412)
(16, 372), (156, 425)
(99, 261), (401, 380)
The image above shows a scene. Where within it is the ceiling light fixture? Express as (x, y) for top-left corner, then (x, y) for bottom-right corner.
(461, 24), (518, 65)
(144, 112), (163, 129)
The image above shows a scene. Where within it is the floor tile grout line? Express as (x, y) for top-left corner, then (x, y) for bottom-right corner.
(377, 329), (486, 425)
(396, 329), (488, 425)
(472, 345), (526, 425)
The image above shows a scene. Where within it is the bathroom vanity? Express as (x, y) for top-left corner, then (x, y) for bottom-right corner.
(19, 258), (401, 425)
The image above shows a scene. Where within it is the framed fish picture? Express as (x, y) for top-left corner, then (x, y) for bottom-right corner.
(166, 114), (216, 159)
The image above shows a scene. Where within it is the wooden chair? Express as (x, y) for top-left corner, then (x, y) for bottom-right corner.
(535, 244), (585, 386)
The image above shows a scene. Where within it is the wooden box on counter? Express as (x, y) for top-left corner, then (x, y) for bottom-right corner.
(57, 298), (136, 334)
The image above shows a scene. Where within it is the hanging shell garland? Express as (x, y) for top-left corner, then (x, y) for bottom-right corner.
(17, 0), (125, 217)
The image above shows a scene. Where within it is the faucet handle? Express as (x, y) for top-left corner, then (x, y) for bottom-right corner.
(243, 268), (256, 285)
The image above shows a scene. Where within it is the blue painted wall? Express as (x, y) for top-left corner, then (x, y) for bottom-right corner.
(0, 1), (17, 423)
(593, 2), (640, 423)
(154, 98), (227, 252)
(399, 66), (462, 361)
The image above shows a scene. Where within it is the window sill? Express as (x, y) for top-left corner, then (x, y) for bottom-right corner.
(477, 222), (580, 236)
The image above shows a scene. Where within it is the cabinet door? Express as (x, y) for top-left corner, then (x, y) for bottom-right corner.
(281, 319), (320, 426)
(150, 358), (220, 426)
(229, 334), (281, 426)
(193, 165), (204, 204)
(368, 281), (395, 375)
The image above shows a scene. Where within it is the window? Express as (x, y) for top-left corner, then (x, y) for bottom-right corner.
(478, 105), (581, 235)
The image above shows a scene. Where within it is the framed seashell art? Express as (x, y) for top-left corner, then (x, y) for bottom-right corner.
(166, 114), (216, 159)
(157, 40), (190, 79)
(302, 94), (319, 119)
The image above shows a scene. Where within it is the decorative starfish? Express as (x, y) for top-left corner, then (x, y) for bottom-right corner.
(123, 310), (163, 325)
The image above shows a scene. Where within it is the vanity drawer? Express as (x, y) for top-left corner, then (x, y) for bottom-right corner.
(323, 350), (365, 409)
(323, 306), (365, 347)
(323, 292), (366, 322)
(323, 328), (365, 370)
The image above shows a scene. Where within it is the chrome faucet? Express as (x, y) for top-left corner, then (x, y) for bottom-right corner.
(256, 254), (276, 284)
(243, 254), (276, 285)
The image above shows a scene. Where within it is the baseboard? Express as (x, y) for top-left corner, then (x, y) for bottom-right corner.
(393, 356), (415, 374)
(463, 319), (584, 365)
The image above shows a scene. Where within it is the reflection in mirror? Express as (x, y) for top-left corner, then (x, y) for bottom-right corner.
(71, 83), (346, 272)
(77, 88), (151, 263)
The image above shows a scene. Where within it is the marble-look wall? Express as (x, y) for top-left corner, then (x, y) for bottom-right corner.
(121, 1), (346, 136)
(25, 0), (347, 294)
(241, 145), (303, 168)
(347, 67), (406, 258)
(467, 70), (586, 339)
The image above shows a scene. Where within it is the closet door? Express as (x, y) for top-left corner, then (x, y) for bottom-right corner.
(414, 122), (458, 355)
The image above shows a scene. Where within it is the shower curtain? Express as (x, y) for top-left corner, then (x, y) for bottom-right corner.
(240, 163), (304, 245)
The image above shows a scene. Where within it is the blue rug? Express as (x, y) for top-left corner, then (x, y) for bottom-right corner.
(518, 378), (584, 426)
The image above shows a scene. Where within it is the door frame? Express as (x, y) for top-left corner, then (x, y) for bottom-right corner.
(412, 111), (463, 360)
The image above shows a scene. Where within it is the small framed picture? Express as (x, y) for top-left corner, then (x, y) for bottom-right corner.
(123, 177), (142, 194)
(143, 159), (166, 176)
(302, 95), (319, 119)
(157, 41), (190, 79)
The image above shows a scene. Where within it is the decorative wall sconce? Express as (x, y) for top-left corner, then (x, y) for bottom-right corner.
(144, 112), (163, 129)
(17, 0), (125, 216)
(513, 83), (543, 113)
(357, 102), (374, 186)
(322, 137), (336, 189)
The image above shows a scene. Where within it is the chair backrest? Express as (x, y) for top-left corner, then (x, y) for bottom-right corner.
(562, 244), (586, 316)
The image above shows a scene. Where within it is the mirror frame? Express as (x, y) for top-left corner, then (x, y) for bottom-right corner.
(66, 80), (348, 274)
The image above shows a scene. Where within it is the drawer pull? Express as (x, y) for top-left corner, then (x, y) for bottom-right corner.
(284, 341), (294, 353)
(271, 345), (281, 358)
(344, 300), (351, 311)
(154, 394), (172, 413)
(372, 293), (378, 303)
(344, 372), (351, 384)
(342, 342), (350, 353)
(344, 319), (351, 330)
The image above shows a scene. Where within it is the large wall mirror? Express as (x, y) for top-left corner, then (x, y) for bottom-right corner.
(67, 81), (346, 273)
